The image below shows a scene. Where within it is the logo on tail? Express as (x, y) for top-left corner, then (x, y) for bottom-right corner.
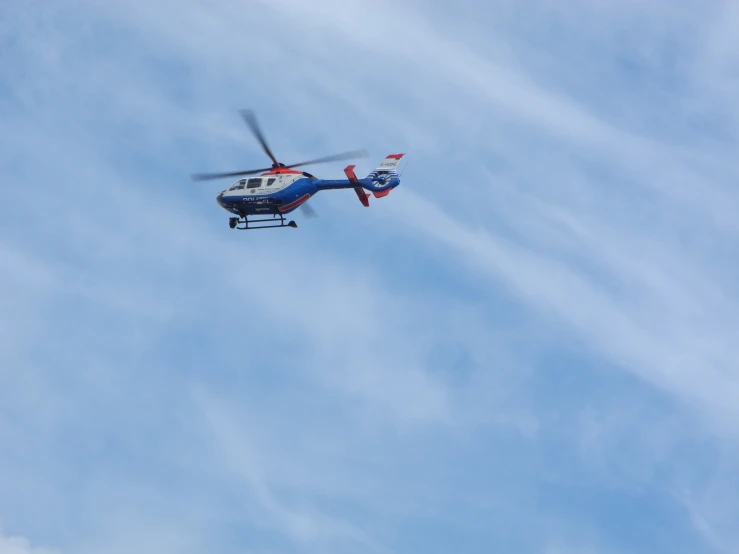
(365, 153), (404, 198)
(367, 153), (404, 187)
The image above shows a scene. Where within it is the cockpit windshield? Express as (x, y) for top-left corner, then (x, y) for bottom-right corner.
(229, 179), (247, 191)
(227, 176), (281, 193)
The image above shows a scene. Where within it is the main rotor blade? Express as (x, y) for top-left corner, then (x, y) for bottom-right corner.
(300, 201), (318, 218)
(190, 167), (273, 181)
(190, 148), (369, 182)
(284, 149), (370, 170)
(240, 109), (280, 167)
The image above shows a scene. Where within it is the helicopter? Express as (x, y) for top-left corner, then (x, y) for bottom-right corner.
(191, 109), (405, 230)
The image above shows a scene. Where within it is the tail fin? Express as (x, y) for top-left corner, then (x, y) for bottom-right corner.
(367, 154), (404, 180)
(344, 153), (405, 206)
(366, 153), (404, 198)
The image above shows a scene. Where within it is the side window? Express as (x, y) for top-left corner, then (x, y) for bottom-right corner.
(266, 178), (276, 187)
(247, 178), (262, 188)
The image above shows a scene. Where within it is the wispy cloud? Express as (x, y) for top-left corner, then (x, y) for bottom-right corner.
(0, 523), (57, 554)
(2, 1), (739, 553)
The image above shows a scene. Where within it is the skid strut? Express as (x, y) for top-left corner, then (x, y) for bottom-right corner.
(229, 214), (297, 230)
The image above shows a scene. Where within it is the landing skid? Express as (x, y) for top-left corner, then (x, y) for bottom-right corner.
(229, 214), (297, 230)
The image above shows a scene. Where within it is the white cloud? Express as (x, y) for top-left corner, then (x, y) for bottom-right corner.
(0, 525), (57, 554)
(2, 1), (739, 554)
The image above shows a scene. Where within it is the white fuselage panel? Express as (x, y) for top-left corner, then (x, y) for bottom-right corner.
(221, 174), (301, 197)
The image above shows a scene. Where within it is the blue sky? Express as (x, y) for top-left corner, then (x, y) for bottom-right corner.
(2, 0), (739, 553)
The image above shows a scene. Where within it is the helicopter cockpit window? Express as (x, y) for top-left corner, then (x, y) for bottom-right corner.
(229, 179), (247, 191)
(247, 178), (262, 188)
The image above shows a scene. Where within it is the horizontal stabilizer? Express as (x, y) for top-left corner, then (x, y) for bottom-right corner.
(344, 164), (370, 207)
(354, 187), (370, 206)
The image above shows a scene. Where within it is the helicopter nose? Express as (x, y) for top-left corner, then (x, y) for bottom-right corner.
(216, 192), (225, 208)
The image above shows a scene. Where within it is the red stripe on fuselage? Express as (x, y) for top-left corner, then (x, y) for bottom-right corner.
(279, 193), (310, 212)
(262, 167), (303, 176)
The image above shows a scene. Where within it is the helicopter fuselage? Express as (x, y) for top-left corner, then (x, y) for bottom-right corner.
(192, 109), (403, 230)
(216, 167), (399, 217)
(216, 169), (313, 217)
